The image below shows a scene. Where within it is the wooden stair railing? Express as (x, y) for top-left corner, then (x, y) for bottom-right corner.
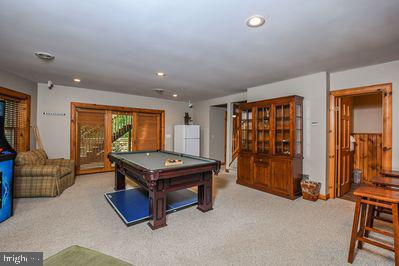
(229, 147), (239, 167)
(229, 133), (240, 167)
(80, 119), (133, 165)
(112, 124), (132, 142)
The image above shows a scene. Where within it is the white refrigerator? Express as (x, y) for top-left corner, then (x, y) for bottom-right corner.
(174, 125), (200, 156)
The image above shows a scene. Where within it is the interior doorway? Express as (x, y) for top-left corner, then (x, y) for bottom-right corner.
(328, 83), (392, 199)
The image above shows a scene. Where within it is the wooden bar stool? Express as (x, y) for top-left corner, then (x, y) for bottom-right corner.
(348, 185), (399, 265)
(381, 170), (399, 178)
(371, 176), (399, 223)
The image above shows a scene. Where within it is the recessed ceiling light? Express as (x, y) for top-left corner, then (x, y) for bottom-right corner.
(73, 78), (81, 83)
(34, 51), (55, 61)
(155, 72), (166, 77)
(246, 15), (266, 28)
(172, 94), (178, 98)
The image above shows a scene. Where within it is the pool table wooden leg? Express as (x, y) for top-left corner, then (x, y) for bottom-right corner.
(114, 169), (125, 191)
(197, 171), (213, 212)
(148, 182), (167, 230)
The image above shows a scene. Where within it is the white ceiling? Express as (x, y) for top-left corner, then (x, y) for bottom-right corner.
(1, 0), (399, 102)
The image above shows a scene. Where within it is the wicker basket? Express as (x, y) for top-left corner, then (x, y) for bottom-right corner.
(301, 180), (321, 201)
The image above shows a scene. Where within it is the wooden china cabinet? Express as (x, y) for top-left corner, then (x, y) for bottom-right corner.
(237, 95), (303, 199)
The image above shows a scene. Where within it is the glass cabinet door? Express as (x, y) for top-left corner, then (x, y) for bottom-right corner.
(274, 104), (291, 155)
(240, 108), (253, 152)
(295, 103), (303, 156)
(256, 106), (271, 154)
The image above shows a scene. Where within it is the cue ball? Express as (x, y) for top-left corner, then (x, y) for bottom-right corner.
(146, 153), (149, 156)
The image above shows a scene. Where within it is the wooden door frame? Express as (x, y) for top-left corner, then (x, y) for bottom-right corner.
(70, 102), (165, 174)
(0, 87), (31, 151)
(223, 110), (227, 165)
(328, 83), (392, 198)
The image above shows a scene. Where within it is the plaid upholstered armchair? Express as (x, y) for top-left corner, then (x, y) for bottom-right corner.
(14, 149), (76, 197)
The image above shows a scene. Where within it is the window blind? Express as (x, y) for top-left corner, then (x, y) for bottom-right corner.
(0, 96), (23, 152)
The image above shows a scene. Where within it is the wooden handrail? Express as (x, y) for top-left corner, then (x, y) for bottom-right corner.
(229, 146), (239, 167)
(229, 126), (240, 167)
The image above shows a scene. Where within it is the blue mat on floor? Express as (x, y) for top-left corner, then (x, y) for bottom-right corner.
(105, 187), (197, 225)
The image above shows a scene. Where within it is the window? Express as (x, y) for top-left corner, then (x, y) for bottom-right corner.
(0, 87), (30, 152)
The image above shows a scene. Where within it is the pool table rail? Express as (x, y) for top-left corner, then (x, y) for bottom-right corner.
(108, 150), (221, 181)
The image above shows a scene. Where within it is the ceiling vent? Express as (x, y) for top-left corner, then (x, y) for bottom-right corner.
(154, 88), (165, 94)
(34, 51), (55, 61)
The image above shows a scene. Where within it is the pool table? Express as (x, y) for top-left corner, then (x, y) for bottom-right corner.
(108, 150), (220, 230)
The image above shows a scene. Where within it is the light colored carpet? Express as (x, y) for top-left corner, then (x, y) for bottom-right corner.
(0, 171), (394, 265)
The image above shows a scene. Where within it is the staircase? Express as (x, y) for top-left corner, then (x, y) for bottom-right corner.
(79, 116), (133, 167)
(112, 124), (132, 142)
(228, 127), (239, 173)
(229, 157), (238, 173)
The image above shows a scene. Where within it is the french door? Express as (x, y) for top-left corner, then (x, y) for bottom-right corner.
(336, 97), (352, 197)
(76, 109), (106, 172)
(71, 103), (164, 174)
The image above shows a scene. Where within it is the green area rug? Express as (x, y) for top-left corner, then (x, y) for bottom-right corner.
(44, 245), (132, 266)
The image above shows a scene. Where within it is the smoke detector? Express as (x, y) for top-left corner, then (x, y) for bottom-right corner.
(34, 51), (55, 61)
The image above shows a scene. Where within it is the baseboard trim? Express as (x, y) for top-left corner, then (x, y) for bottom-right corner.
(318, 194), (330, 200)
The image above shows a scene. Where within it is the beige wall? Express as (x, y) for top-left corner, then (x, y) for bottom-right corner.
(36, 83), (190, 159)
(0, 69), (37, 149)
(352, 94), (382, 133)
(247, 72), (329, 194)
(331, 60), (399, 170)
(209, 106), (227, 162)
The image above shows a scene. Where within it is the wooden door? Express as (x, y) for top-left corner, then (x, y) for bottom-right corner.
(237, 154), (253, 185)
(253, 156), (271, 188)
(271, 158), (291, 196)
(133, 113), (161, 151)
(76, 109), (106, 172)
(336, 97), (352, 197)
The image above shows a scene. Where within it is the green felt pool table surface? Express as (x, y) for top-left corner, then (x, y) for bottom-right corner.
(109, 151), (216, 171)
